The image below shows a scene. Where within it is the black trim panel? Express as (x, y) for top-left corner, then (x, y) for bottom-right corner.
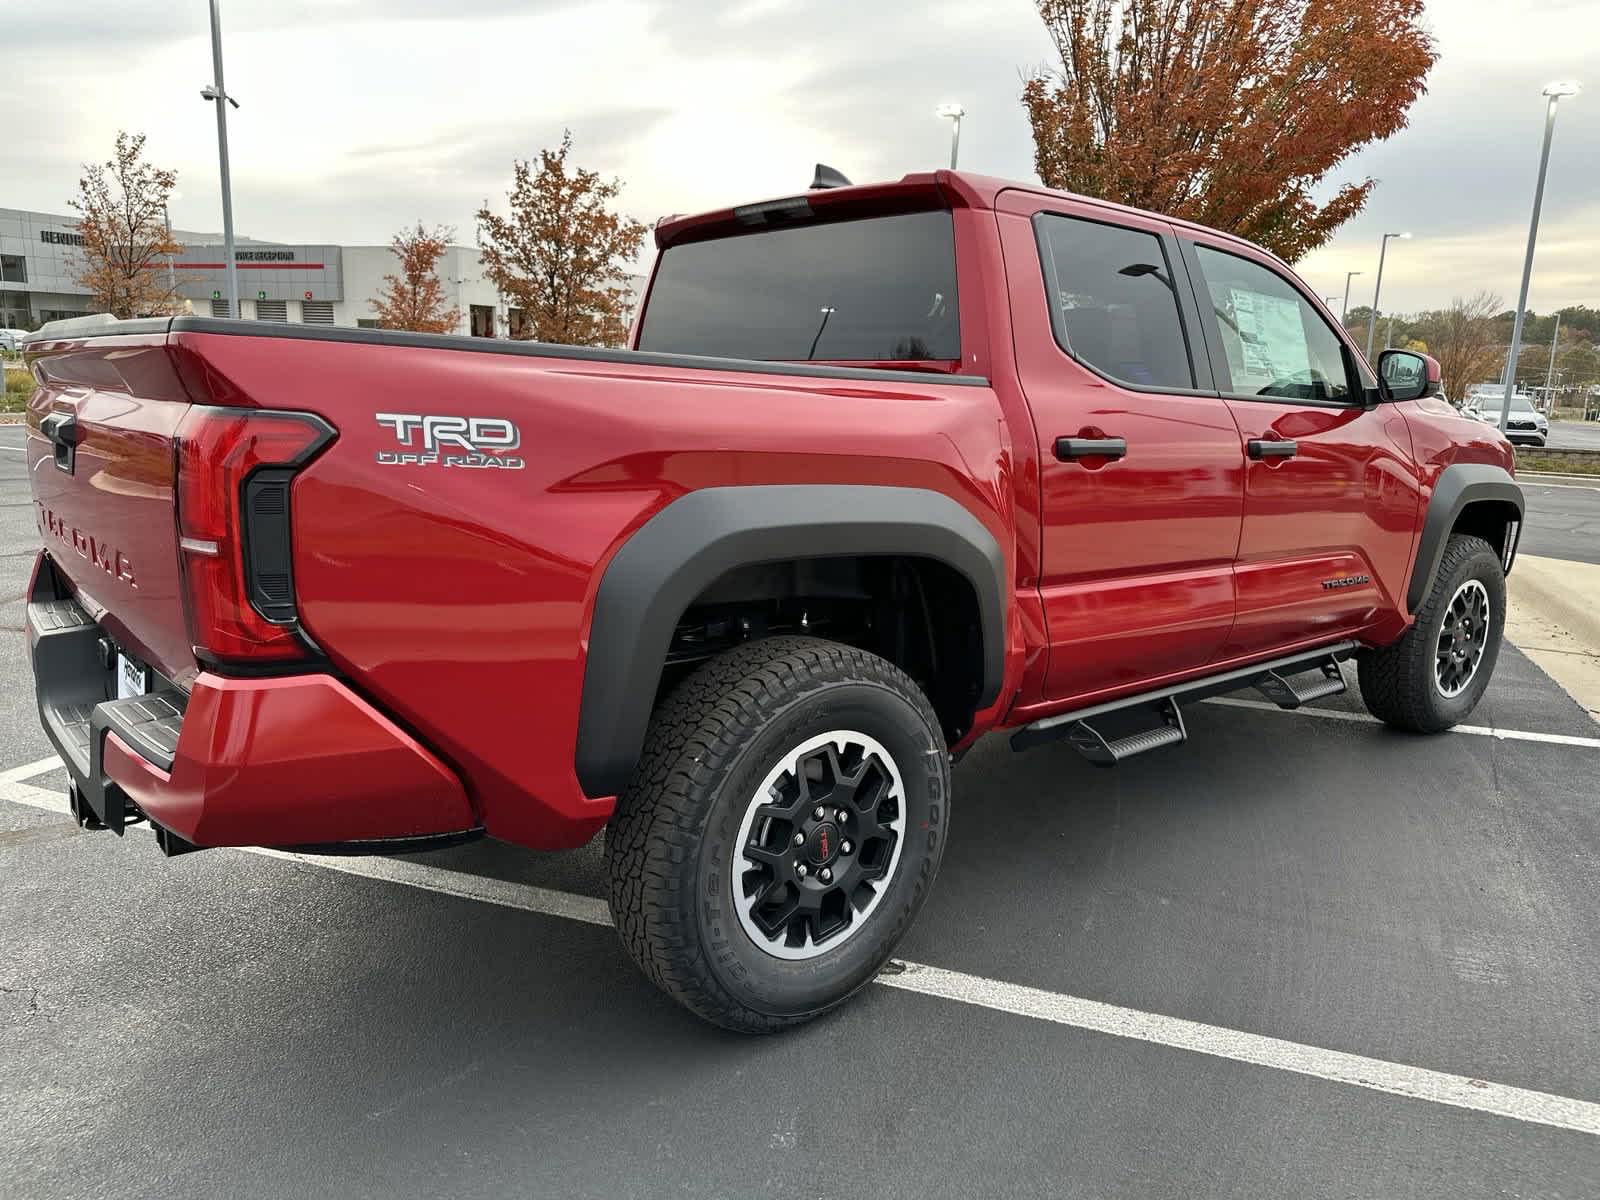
(575, 485), (1008, 799)
(1407, 464), (1525, 613)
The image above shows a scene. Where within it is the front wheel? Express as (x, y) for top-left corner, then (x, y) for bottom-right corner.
(1358, 533), (1506, 732)
(605, 636), (949, 1032)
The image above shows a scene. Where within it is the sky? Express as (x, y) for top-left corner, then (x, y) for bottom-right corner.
(8, 0), (1598, 316)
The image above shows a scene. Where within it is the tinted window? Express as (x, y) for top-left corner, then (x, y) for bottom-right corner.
(637, 212), (958, 362)
(1193, 245), (1353, 403)
(1035, 214), (1193, 390)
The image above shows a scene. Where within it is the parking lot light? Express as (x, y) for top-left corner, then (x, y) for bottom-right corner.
(1342, 270), (1362, 323)
(936, 103), (965, 169)
(1499, 81), (1580, 433)
(1366, 234), (1411, 361)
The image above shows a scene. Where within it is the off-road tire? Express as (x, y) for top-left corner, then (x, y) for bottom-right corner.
(1358, 534), (1505, 733)
(605, 636), (949, 1033)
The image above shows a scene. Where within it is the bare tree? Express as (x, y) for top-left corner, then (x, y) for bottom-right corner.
(1411, 292), (1503, 402)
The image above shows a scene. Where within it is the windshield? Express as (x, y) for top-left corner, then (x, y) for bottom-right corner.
(637, 211), (959, 363)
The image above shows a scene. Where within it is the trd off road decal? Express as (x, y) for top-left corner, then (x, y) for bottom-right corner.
(374, 413), (525, 470)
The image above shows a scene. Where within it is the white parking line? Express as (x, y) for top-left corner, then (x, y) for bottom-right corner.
(0, 755), (65, 785)
(1204, 697), (1600, 748)
(3, 771), (1598, 1138)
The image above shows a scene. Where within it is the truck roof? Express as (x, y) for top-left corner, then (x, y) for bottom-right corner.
(654, 169), (1280, 267)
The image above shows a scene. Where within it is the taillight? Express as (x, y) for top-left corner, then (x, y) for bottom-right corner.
(174, 406), (335, 666)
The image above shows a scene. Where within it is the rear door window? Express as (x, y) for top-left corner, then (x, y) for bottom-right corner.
(1034, 213), (1195, 391)
(637, 211), (958, 362)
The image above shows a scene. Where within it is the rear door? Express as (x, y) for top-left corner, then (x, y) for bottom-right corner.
(27, 330), (197, 686)
(996, 192), (1244, 702)
(1178, 237), (1420, 657)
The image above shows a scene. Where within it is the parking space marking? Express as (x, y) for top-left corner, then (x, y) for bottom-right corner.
(877, 964), (1600, 1137)
(0, 755), (66, 785)
(1204, 697), (1600, 748)
(4, 771), (1598, 1138)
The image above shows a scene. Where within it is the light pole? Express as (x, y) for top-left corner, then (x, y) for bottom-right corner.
(1341, 271), (1362, 324)
(201, 0), (241, 318)
(936, 103), (965, 169)
(1544, 310), (1563, 409)
(1499, 80), (1580, 432)
(1323, 295), (1340, 310)
(1366, 233), (1411, 361)
(162, 189), (182, 303)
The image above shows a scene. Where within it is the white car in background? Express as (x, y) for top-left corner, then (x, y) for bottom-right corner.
(0, 329), (31, 352)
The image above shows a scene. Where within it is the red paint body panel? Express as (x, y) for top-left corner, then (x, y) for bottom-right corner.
(102, 672), (474, 846)
(26, 337), (198, 688)
(23, 170), (1517, 852)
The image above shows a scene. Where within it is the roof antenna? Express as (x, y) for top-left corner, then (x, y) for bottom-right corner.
(810, 163), (852, 190)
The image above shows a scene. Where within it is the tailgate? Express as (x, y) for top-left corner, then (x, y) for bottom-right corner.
(27, 329), (196, 687)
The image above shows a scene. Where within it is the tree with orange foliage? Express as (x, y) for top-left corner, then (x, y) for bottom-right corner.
(1023, 0), (1437, 261)
(475, 131), (647, 347)
(371, 223), (461, 334)
(68, 132), (187, 318)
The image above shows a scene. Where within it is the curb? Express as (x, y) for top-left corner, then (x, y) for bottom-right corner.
(1519, 472), (1600, 487)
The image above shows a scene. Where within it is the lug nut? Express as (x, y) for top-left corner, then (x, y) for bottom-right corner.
(793, 832), (805, 846)
(819, 867), (832, 883)
(840, 841), (853, 855)
(813, 806), (825, 820)
(796, 863), (808, 878)
(835, 809), (848, 822)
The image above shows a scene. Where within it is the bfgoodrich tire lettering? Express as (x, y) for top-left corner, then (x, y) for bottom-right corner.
(605, 636), (949, 1032)
(1358, 534), (1506, 733)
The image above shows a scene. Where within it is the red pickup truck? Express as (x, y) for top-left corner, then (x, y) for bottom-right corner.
(25, 170), (1523, 1031)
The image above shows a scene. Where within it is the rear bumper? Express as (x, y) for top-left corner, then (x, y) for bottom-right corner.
(27, 552), (476, 848)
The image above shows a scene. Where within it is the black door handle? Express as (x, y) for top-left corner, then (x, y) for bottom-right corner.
(1248, 438), (1297, 460)
(1055, 436), (1127, 462)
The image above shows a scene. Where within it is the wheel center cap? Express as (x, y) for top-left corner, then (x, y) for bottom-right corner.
(805, 822), (841, 866)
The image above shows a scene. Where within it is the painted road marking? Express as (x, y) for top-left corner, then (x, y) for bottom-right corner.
(0, 755), (66, 785)
(2, 773), (1598, 1138)
(1204, 696), (1600, 748)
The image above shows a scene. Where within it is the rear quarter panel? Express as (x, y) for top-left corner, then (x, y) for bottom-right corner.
(175, 332), (1017, 847)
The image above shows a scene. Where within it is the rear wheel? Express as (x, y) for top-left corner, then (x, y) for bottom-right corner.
(605, 636), (949, 1032)
(1358, 534), (1505, 732)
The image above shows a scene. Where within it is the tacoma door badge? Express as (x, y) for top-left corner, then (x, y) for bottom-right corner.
(374, 413), (525, 470)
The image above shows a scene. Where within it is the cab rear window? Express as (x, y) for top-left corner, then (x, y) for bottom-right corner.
(637, 211), (959, 362)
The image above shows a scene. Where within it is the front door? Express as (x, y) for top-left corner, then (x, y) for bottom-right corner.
(1179, 238), (1421, 657)
(997, 193), (1245, 703)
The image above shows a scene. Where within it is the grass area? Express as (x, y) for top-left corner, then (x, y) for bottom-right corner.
(2, 364), (33, 413)
(1517, 449), (1600, 476)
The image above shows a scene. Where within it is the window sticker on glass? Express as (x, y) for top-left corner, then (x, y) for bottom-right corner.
(1227, 287), (1309, 385)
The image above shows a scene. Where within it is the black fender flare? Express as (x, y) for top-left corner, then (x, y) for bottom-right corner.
(575, 484), (1008, 799)
(1406, 463), (1524, 614)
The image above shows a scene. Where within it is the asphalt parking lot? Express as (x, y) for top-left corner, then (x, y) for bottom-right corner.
(2, 422), (1598, 1199)
(1547, 420), (1600, 452)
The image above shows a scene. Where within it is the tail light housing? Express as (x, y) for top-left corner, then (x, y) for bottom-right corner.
(174, 406), (335, 666)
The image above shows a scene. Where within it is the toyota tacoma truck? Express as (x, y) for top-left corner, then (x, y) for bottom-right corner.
(24, 169), (1523, 1032)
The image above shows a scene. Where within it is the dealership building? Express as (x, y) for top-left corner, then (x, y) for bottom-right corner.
(1, 205), (643, 337)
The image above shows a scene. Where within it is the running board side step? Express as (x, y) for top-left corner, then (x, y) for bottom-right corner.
(1011, 641), (1358, 759)
(1066, 697), (1186, 766)
(1253, 660), (1347, 709)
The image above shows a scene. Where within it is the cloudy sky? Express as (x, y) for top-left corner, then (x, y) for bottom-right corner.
(9, 0), (1597, 314)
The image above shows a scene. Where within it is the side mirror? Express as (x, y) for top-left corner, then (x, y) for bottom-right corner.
(1378, 349), (1442, 402)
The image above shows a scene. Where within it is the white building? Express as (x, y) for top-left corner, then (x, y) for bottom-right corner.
(1, 204), (645, 339)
